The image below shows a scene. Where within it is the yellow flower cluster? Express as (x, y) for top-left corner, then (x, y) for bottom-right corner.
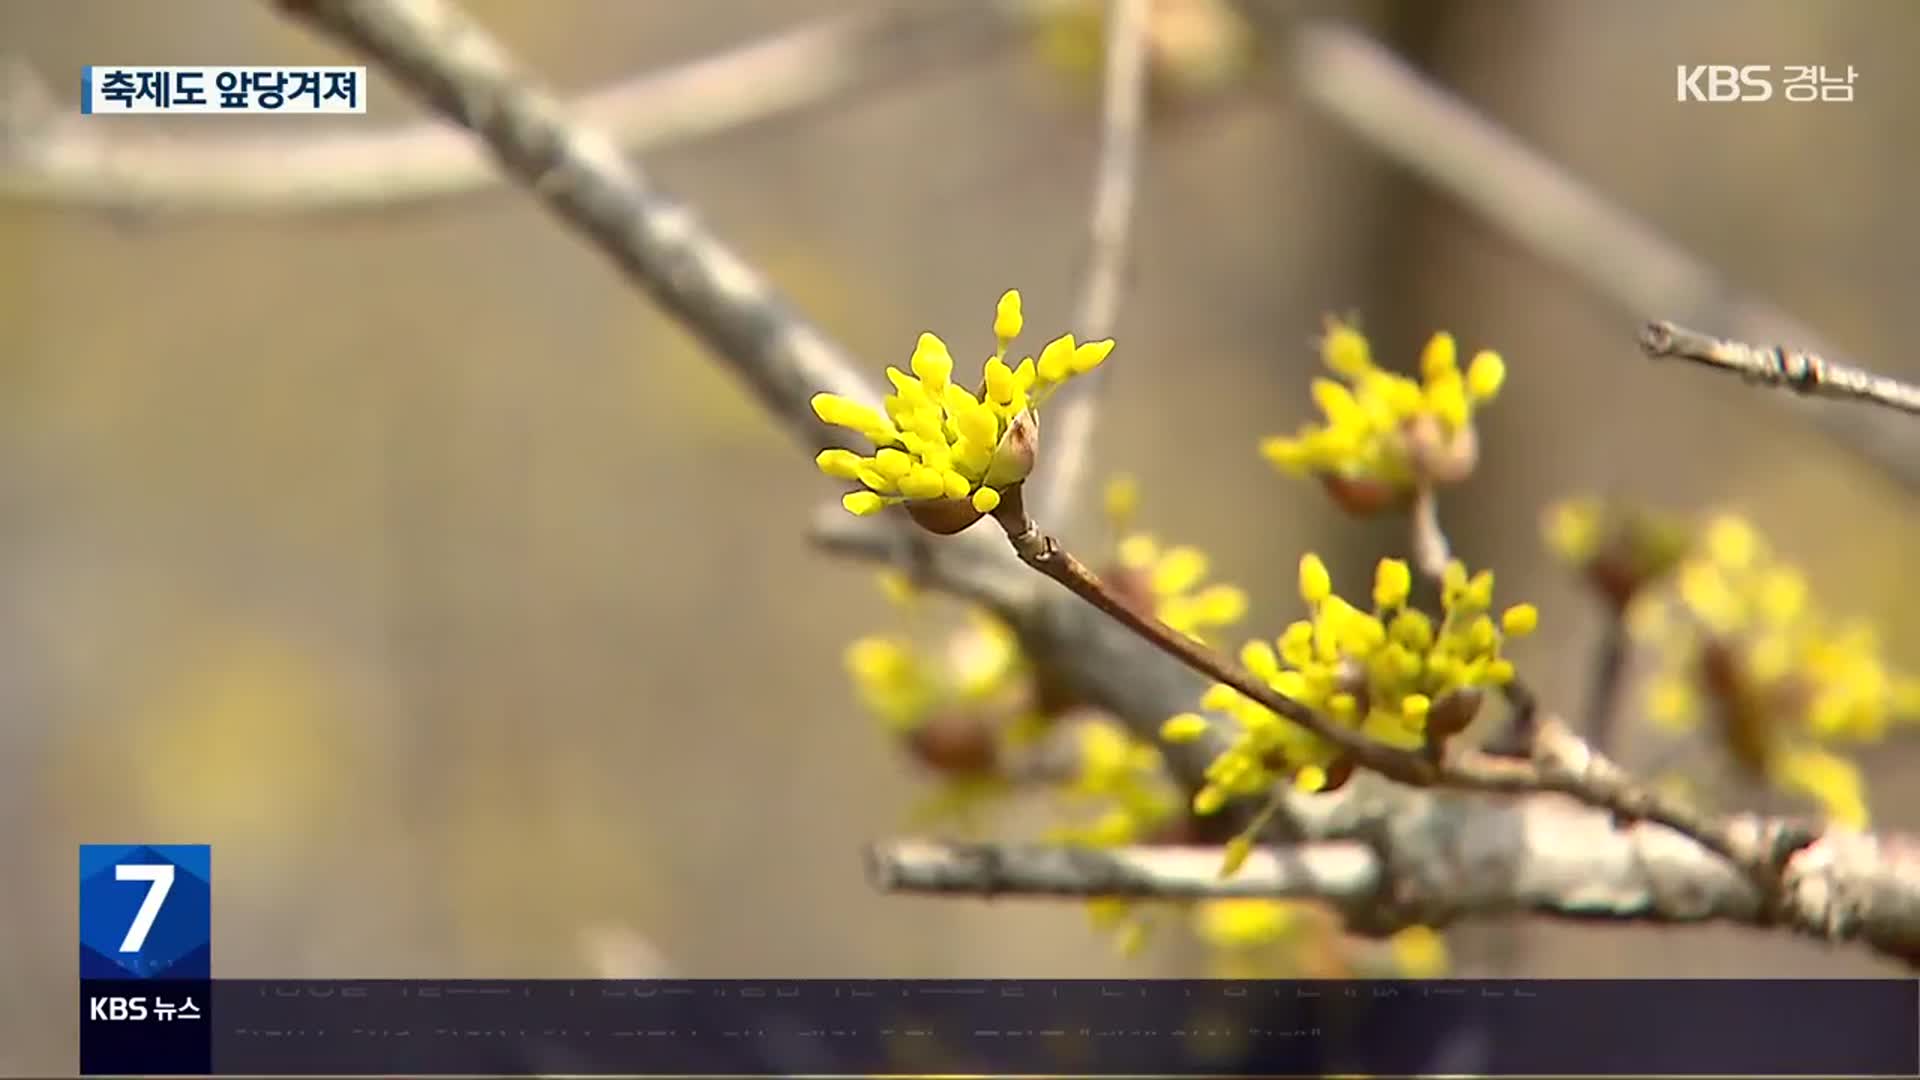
(1192, 899), (1448, 978)
(813, 290), (1113, 521)
(1261, 318), (1506, 499)
(1046, 719), (1180, 847)
(1543, 496), (1692, 610)
(845, 609), (1027, 735)
(1164, 554), (1538, 813)
(1103, 475), (1250, 646)
(1634, 514), (1920, 827)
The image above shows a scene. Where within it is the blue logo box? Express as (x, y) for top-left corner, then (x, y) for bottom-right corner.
(79, 845), (210, 980)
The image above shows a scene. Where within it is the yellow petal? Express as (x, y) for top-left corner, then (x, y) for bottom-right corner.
(843, 491), (887, 516)
(1161, 713), (1212, 743)
(909, 332), (954, 391)
(1298, 553), (1333, 606)
(1420, 332), (1458, 380)
(994, 289), (1024, 343)
(1072, 339), (1116, 374)
(1037, 334), (1077, 383)
(1466, 349), (1506, 401)
(815, 448), (866, 480)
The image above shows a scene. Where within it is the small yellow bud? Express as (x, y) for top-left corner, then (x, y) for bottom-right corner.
(1104, 473), (1139, 525)
(1466, 350), (1506, 401)
(1161, 713), (1212, 743)
(1500, 603), (1540, 637)
(1153, 546), (1209, 596)
(970, 486), (1002, 514)
(994, 289), (1024, 344)
(1320, 319), (1372, 377)
(1072, 339), (1116, 374)
(1373, 558), (1412, 610)
(1219, 836), (1253, 878)
(908, 332), (954, 391)
(1200, 683), (1240, 711)
(815, 448), (866, 480)
(1118, 534), (1159, 569)
(1401, 694), (1432, 721)
(1294, 764), (1328, 793)
(1036, 333), (1077, 383)
(1193, 785), (1227, 816)
(843, 491), (887, 516)
(1420, 332), (1458, 380)
(1298, 553), (1333, 606)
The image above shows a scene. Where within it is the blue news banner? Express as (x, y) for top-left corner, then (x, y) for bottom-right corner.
(79, 846), (1920, 1077)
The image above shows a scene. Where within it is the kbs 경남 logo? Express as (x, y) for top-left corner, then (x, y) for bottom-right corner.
(78, 844), (211, 979)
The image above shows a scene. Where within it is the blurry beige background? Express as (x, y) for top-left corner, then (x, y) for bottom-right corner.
(4, 0), (1920, 1073)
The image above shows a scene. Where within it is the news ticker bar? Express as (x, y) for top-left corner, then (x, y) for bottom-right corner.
(80, 978), (1919, 1077)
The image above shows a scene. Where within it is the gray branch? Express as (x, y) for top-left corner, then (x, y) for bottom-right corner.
(1025, 0), (1153, 528)
(872, 797), (1920, 958)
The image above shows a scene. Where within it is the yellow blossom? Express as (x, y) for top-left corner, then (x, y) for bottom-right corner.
(1173, 554), (1536, 814)
(1047, 718), (1178, 847)
(1105, 483), (1251, 647)
(1387, 925), (1449, 978)
(1194, 899), (1296, 950)
(1261, 317), (1507, 496)
(814, 290), (1113, 525)
(1631, 512), (1920, 826)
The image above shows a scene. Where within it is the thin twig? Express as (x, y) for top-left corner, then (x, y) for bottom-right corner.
(1292, 22), (1920, 495)
(1641, 320), (1920, 418)
(1025, 0), (1153, 528)
(271, 0), (885, 454)
(1408, 484), (1452, 581)
(988, 484), (1811, 880)
(1584, 614), (1629, 753)
(989, 486), (1441, 786)
(0, 5), (1009, 215)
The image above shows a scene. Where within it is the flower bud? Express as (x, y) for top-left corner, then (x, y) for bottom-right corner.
(1405, 412), (1480, 487)
(906, 710), (1000, 776)
(983, 409), (1040, 488)
(1318, 472), (1412, 517)
(906, 497), (987, 536)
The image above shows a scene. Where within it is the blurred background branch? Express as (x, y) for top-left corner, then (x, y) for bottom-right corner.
(1023, 0), (1151, 529)
(0, 3), (1012, 214)
(1290, 20), (1920, 496)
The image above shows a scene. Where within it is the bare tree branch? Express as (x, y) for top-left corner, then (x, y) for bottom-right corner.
(1291, 22), (1920, 495)
(1642, 320), (1920, 417)
(0, 4), (1008, 215)
(272, 0), (884, 454)
(868, 838), (1382, 901)
(1025, 0), (1153, 528)
(869, 807), (1920, 959)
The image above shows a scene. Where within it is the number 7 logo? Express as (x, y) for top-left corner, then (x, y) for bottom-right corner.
(115, 864), (175, 953)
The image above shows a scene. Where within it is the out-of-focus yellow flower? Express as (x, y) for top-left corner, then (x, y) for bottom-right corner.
(1164, 554), (1538, 820)
(1102, 475), (1250, 646)
(1048, 718), (1179, 847)
(1194, 898), (1349, 978)
(1261, 318), (1506, 510)
(814, 289), (1113, 528)
(1542, 496), (1692, 611)
(1386, 925), (1449, 978)
(1194, 898), (1296, 949)
(1633, 512), (1920, 827)
(1024, 0), (1257, 103)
